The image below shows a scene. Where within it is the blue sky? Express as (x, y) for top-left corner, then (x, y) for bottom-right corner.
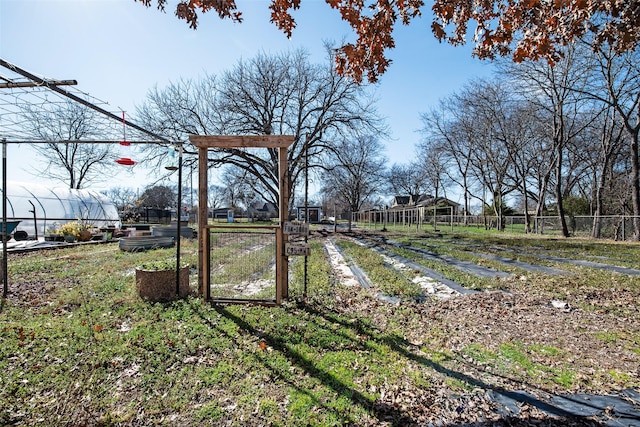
(0, 0), (494, 195)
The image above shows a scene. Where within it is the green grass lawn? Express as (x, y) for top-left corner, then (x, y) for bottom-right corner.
(1, 231), (639, 425)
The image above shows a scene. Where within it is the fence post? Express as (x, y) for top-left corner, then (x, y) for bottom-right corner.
(450, 206), (453, 231)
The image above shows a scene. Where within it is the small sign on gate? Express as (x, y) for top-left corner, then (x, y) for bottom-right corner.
(283, 221), (309, 236)
(285, 243), (311, 256)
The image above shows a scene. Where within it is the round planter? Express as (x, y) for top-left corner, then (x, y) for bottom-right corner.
(78, 230), (92, 242)
(135, 266), (190, 302)
(119, 236), (175, 252)
(151, 225), (194, 239)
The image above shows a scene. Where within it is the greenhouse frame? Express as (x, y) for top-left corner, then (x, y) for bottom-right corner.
(2, 180), (121, 238)
(1, 58), (178, 296)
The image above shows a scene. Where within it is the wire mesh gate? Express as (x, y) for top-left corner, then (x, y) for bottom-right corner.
(204, 225), (278, 303)
(191, 135), (294, 305)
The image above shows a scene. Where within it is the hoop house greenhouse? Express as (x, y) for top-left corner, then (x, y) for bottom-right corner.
(2, 180), (121, 239)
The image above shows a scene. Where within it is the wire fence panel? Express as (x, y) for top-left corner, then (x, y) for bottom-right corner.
(208, 227), (277, 301)
(353, 209), (640, 241)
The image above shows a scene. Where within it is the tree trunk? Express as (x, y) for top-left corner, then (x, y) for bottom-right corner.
(493, 190), (504, 231)
(592, 171), (605, 238)
(555, 148), (570, 237)
(630, 134), (640, 240)
(522, 179), (531, 233)
(534, 169), (551, 234)
(462, 178), (469, 226)
(591, 130), (616, 238)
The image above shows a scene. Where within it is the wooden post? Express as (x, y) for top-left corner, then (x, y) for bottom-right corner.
(198, 145), (210, 300)
(190, 135), (294, 304)
(278, 145), (289, 301)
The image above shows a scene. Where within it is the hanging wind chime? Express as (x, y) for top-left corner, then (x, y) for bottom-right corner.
(115, 111), (136, 166)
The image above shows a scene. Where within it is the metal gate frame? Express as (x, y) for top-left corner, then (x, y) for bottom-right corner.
(190, 135), (294, 305)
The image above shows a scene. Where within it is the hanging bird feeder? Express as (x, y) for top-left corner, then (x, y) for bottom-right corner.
(165, 145), (178, 171)
(115, 111), (136, 166)
(115, 152), (135, 166)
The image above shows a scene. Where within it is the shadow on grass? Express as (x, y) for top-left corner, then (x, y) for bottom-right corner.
(302, 303), (627, 426)
(190, 300), (617, 426)
(203, 305), (396, 425)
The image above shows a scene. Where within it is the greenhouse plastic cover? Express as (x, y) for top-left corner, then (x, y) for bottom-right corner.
(2, 180), (121, 238)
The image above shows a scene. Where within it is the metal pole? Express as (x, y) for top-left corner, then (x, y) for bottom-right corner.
(2, 139), (7, 297)
(190, 163), (194, 223)
(28, 200), (38, 240)
(303, 135), (309, 298)
(450, 206), (454, 231)
(383, 207), (387, 231)
(176, 144), (183, 296)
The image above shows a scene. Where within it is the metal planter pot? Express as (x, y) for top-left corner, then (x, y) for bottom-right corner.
(118, 236), (175, 252)
(152, 225), (194, 239)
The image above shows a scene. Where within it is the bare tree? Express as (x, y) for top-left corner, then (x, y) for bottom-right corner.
(138, 185), (176, 209)
(136, 78), (222, 155)
(20, 100), (117, 189)
(320, 192), (350, 223)
(321, 135), (387, 231)
(137, 49), (385, 211)
(415, 139), (451, 201)
(420, 96), (476, 224)
(501, 46), (596, 237)
(219, 165), (260, 214)
(103, 186), (138, 212)
(580, 42), (640, 240)
(386, 163), (431, 202)
(585, 106), (626, 237)
(498, 99), (550, 233)
(207, 184), (228, 210)
(453, 80), (520, 230)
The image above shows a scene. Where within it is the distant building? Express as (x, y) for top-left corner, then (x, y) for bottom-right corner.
(296, 206), (322, 223)
(247, 202), (278, 221)
(389, 194), (460, 215)
(211, 207), (234, 222)
(391, 196), (410, 208)
(414, 195), (460, 215)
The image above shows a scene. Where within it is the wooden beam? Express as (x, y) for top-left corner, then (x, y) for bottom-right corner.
(198, 146), (210, 300)
(189, 135), (294, 149)
(278, 145), (289, 301)
(0, 79), (77, 89)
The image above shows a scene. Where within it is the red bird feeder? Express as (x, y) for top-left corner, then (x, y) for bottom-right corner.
(115, 112), (136, 166)
(115, 141), (136, 166)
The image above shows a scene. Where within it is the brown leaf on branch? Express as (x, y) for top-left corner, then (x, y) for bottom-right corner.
(269, 0), (301, 38)
(136, 0), (640, 82)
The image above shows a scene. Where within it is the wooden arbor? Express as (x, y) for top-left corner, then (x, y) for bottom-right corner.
(189, 135), (294, 304)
